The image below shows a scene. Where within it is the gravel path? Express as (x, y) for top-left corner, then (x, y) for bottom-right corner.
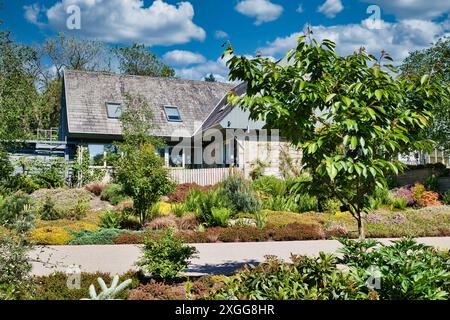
(29, 237), (450, 276)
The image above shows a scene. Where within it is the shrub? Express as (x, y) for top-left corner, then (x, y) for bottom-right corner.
(176, 214), (199, 231)
(66, 199), (89, 220)
(220, 174), (260, 214)
(322, 198), (341, 214)
(217, 226), (267, 242)
(262, 195), (296, 212)
(443, 191), (450, 205)
(255, 211), (267, 230)
(146, 216), (177, 230)
(137, 229), (197, 280)
(68, 229), (124, 245)
(29, 158), (66, 189)
(113, 232), (145, 244)
(367, 197), (382, 210)
(100, 184), (124, 202)
(338, 238), (450, 300)
(210, 207), (232, 227)
(393, 186), (415, 206)
(373, 187), (392, 205)
(39, 197), (62, 221)
(0, 192), (36, 233)
(167, 183), (215, 203)
(390, 197), (408, 210)
(208, 253), (368, 300)
(85, 182), (106, 196)
(252, 176), (287, 198)
(0, 237), (33, 300)
(186, 189), (232, 226)
(99, 210), (122, 229)
(295, 194), (319, 212)
(412, 183), (426, 203)
(31, 227), (72, 245)
(171, 203), (187, 218)
(12, 175), (40, 194)
(424, 175), (439, 192)
(419, 191), (442, 207)
(128, 279), (185, 300)
(115, 199), (134, 212)
(268, 223), (326, 241)
(111, 195), (129, 206)
(33, 271), (139, 300)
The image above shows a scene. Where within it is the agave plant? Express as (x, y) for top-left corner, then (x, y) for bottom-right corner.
(83, 275), (132, 300)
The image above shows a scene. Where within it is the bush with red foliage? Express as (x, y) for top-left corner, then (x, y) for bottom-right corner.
(267, 223), (326, 241)
(419, 191), (442, 207)
(85, 182), (106, 196)
(167, 183), (216, 203)
(217, 226), (268, 242)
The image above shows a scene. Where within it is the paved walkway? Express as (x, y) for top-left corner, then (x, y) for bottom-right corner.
(29, 237), (450, 276)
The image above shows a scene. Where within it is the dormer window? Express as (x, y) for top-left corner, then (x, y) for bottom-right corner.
(106, 102), (122, 119)
(164, 106), (182, 122)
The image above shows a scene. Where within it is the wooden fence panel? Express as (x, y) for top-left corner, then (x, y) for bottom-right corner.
(168, 167), (241, 186)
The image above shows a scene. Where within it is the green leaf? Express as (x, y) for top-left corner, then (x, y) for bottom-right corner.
(342, 96), (352, 107)
(351, 136), (358, 149)
(325, 93), (336, 103)
(375, 89), (383, 101)
(420, 74), (429, 85)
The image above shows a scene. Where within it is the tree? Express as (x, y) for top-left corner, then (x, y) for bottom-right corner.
(204, 73), (216, 82)
(115, 94), (174, 226)
(224, 36), (447, 239)
(41, 32), (110, 80)
(400, 37), (450, 152)
(0, 30), (39, 145)
(113, 43), (175, 77)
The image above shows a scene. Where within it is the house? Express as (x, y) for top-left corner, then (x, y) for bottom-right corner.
(59, 70), (303, 179)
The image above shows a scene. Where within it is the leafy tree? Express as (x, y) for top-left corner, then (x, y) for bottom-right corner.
(32, 78), (62, 130)
(115, 94), (174, 226)
(400, 37), (450, 152)
(204, 73), (216, 82)
(113, 43), (175, 77)
(41, 32), (110, 79)
(0, 30), (39, 145)
(224, 36), (447, 238)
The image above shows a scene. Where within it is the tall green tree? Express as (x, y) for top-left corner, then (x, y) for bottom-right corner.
(400, 37), (450, 152)
(113, 43), (175, 77)
(0, 30), (38, 145)
(224, 36), (447, 238)
(115, 94), (174, 226)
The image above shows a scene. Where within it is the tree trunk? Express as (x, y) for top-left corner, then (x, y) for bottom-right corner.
(357, 212), (365, 240)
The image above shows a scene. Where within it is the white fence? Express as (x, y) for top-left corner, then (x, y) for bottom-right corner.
(169, 167), (242, 186)
(86, 166), (242, 186)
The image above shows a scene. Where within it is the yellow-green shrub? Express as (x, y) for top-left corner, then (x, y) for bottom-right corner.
(31, 227), (72, 245)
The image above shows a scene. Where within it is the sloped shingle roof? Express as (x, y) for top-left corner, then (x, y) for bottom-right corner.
(201, 82), (248, 131)
(63, 70), (234, 138)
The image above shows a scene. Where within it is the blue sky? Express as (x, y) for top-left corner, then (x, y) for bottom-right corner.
(2, 0), (449, 81)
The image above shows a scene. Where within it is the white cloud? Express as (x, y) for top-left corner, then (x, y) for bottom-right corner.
(215, 30), (229, 39)
(296, 4), (304, 14)
(175, 55), (234, 81)
(163, 50), (206, 66)
(318, 0), (344, 18)
(26, 0), (206, 46)
(360, 0), (450, 19)
(235, 0), (283, 25)
(24, 4), (45, 27)
(258, 19), (449, 65)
